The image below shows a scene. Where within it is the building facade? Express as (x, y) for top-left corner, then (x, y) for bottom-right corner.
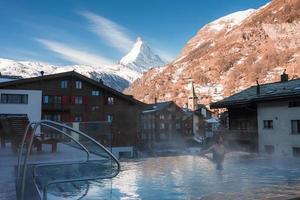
(0, 71), (144, 148)
(140, 101), (184, 149)
(0, 89), (42, 122)
(257, 100), (300, 156)
(211, 73), (300, 156)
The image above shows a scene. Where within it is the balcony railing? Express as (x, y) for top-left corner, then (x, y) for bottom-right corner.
(43, 103), (70, 111)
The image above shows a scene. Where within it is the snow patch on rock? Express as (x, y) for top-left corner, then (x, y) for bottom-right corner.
(208, 9), (256, 32)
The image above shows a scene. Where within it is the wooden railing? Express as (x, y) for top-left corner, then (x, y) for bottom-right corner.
(43, 104), (70, 111)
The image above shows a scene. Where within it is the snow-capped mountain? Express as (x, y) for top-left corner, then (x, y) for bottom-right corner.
(0, 37), (164, 91)
(127, 0), (300, 106)
(119, 37), (165, 73)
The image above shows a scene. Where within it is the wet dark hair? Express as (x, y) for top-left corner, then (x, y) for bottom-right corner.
(215, 134), (224, 144)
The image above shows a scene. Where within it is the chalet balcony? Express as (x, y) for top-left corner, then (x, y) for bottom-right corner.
(214, 129), (258, 142)
(43, 103), (70, 112)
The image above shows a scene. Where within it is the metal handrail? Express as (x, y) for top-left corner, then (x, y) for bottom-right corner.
(17, 122), (91, 199)
(17, 120), (120, 200)
(17, 121), (35, 178)
(37, 123), (91, 160)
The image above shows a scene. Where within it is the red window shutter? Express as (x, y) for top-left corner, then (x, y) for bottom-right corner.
(70, 96), (75, 105)
(62, 96), (67, 105)
(70, 114), (74, 122)
(62, 113), (68, 122)
(83, 96), (88, 105)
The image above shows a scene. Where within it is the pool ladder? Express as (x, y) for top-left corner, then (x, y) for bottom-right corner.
(16, 120), (121, 200)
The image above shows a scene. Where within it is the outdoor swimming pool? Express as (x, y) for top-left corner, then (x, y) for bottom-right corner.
(43, 153), (300, 200)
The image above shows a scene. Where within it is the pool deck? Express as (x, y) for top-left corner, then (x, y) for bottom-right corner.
(0, 143), (100, 200)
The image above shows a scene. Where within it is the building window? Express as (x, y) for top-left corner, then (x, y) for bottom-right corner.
(289, 101), (300, 107)
(263, 120), (273, 129)
(107, 115), (113, 123)
(43, 96), (62, 104)
(91, 106), (99, 111)
(74, 114), (82, 122)
(292, 147), (300, 157)
(175, 123), (180, 129)
(92, 90), (100, 96)
(43, 96), (49, 104)
(160, 123), (165, 130)
(61, 80), (68, 88)
(75, 96), (83, 104)
(108, 97), (114, 105)
(152, 122), (155, 128)
(291, 120), (300, 134)
(76, 81), (82, 89)
(143, 123), (147, 130)
(1, 94), (28, 104)
(53, 96), (61, 104)
(43, 114), (52, 120)
(159, 114), (164, 120)
(264, 145), (274, 154)
(53, 114), (61, 122)
(238, 120), (247, 130)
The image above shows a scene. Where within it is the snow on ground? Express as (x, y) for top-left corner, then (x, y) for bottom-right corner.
(207, 9), (256, 32)
(237, 57), (246, 65)
(171, 63), (188, 83)
(185, 82), (224, 102)
(263, 66), (284, 82)
(254, 55), (263, 64)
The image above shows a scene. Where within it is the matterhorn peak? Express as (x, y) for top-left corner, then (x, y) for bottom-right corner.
(136, 36), (143, 43)
(120, 37), (165, 73)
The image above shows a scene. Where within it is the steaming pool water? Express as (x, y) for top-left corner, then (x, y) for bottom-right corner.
(46, 152), (300, 200)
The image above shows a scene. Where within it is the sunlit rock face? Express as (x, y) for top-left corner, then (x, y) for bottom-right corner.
(126, 0), (300, 107)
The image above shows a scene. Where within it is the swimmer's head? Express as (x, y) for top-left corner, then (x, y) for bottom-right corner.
(216, 135), (224, 144)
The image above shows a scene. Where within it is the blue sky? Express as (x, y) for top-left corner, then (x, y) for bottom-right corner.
(0, 0), (270, 66)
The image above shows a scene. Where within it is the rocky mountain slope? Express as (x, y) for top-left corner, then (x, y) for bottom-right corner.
(126, 0), (300, 106)
(0, 37), (165, 91)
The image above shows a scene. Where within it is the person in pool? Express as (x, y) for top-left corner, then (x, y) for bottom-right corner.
(199, 135), (226, 170)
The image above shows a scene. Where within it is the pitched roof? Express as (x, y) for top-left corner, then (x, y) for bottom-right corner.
(0, 71), (144, 106)
(142, 101), (175, 113)
(0, 75), (23, 79)
(211, 78), (300, 108)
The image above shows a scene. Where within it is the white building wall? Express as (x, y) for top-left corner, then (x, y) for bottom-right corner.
(0, 89), (42, 122)
(257, 101), (300, 156)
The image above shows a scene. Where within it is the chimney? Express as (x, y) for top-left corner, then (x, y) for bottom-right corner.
(256, 79), (260, 95)
(280, 69), (288, 82)
(154, 97), (157, 104)
(99, 79), (103, 84)
(40, 71), (44, 76)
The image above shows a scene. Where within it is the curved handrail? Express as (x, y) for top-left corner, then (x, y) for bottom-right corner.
(17, 121), (91, 200)
(18, 120), (120, 200)
(40, 120), (119, 165)
(17, 121), (36, 178)
(32, 122), (92, 179)
(20, 123), (39, 200)
(37, 123), (91, 160)
(43, 172), (118, 200)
